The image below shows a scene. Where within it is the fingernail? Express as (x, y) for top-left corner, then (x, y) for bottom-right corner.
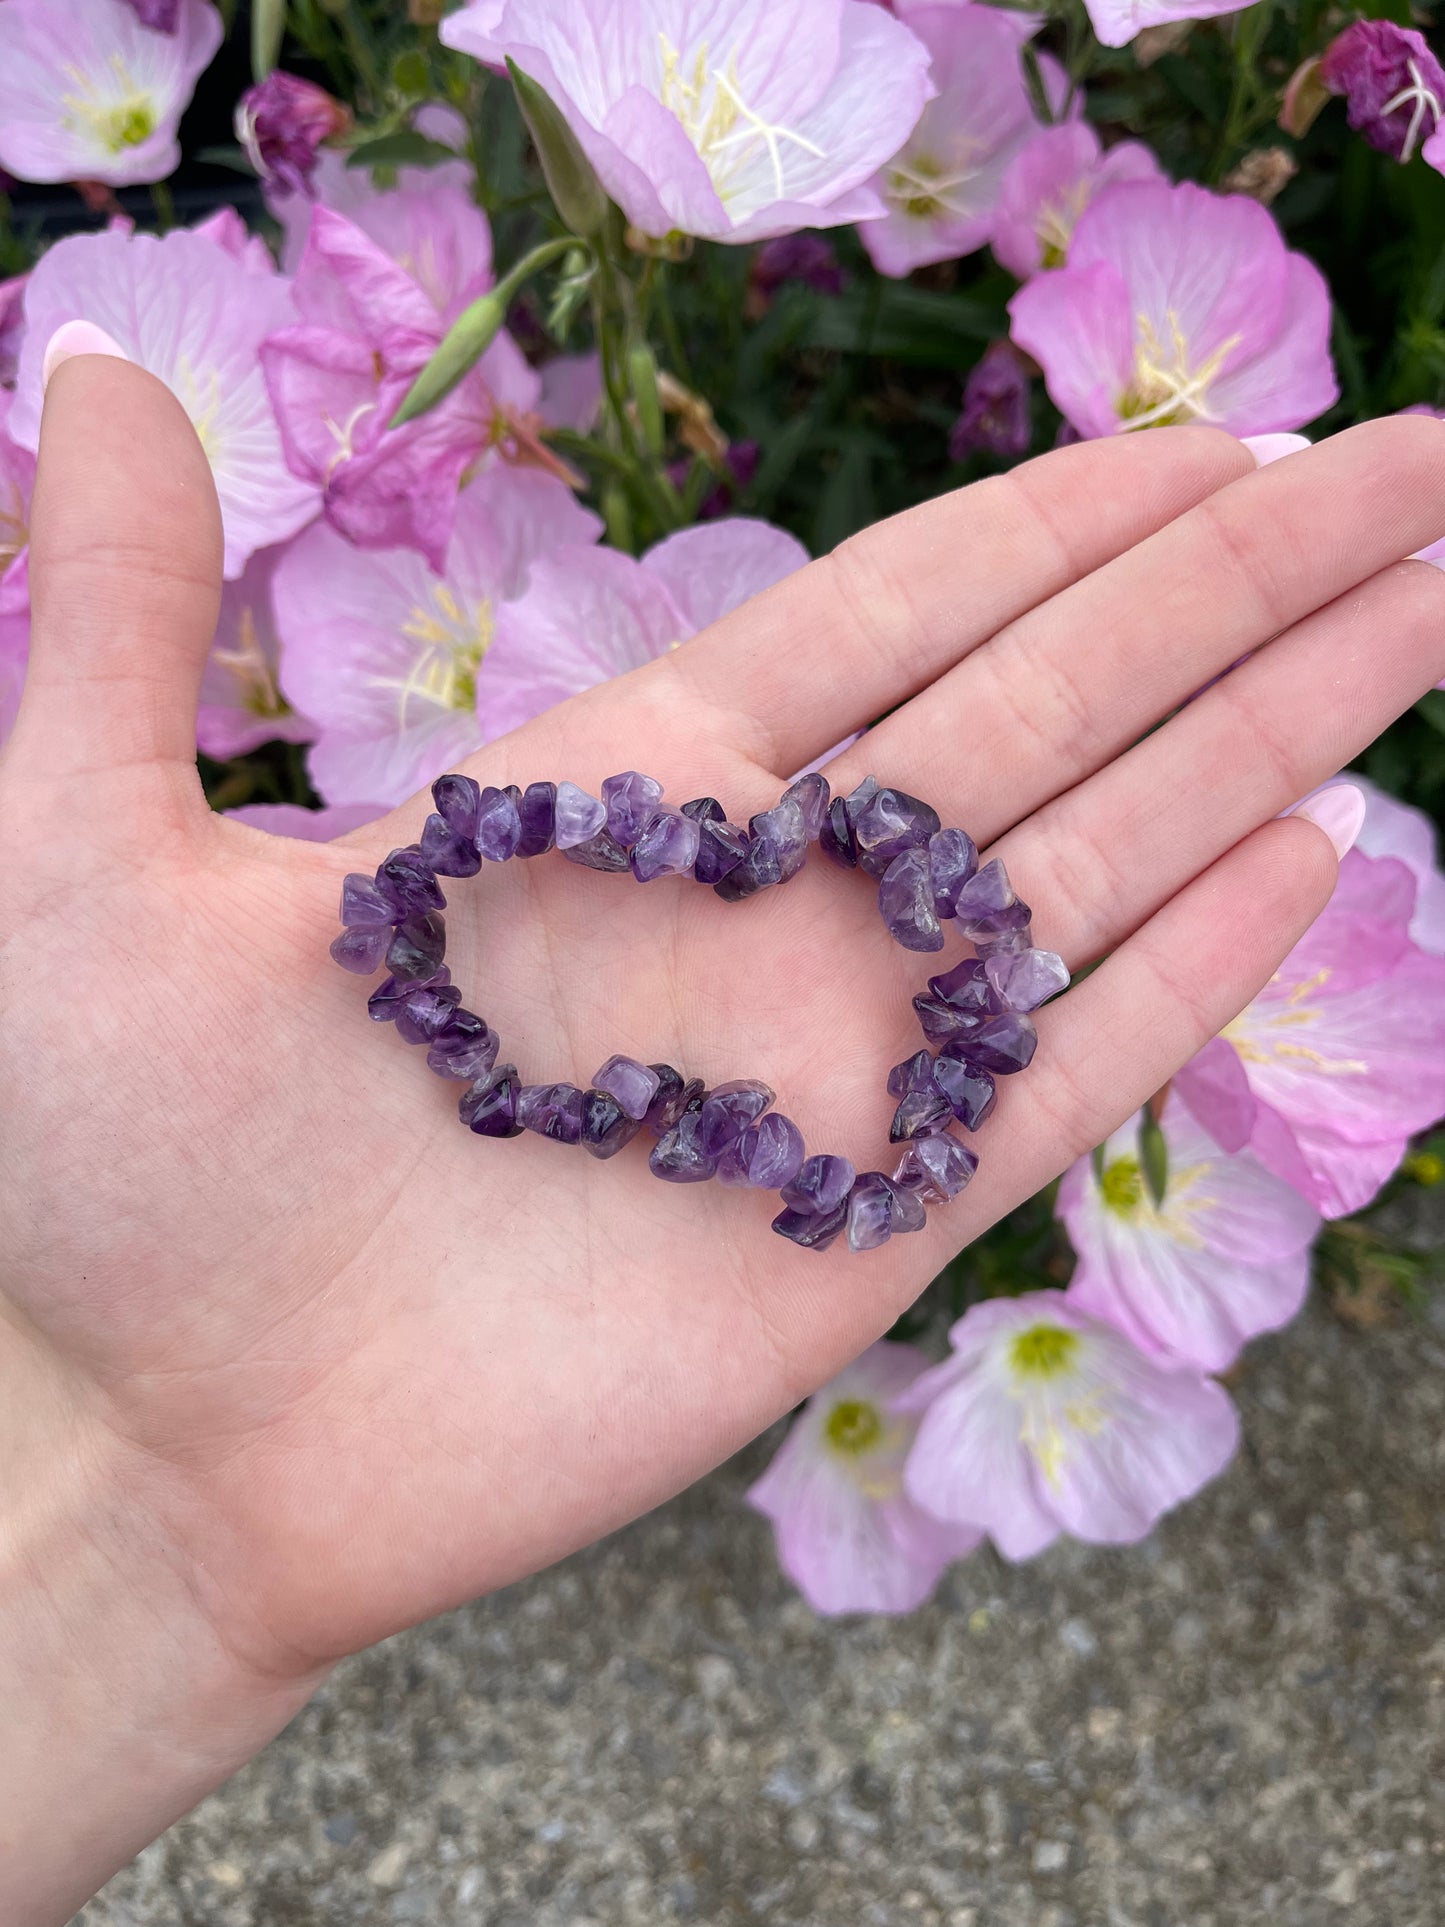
(1241, 433), (1311, 468)
(42, 320), (130, 393)
(1288, 783), (1366, 860)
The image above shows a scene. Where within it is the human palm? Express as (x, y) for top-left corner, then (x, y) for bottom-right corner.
(4, 361), (1444, 1689)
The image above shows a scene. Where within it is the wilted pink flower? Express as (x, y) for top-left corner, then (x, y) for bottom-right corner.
(1175, 835), (1445, 1218)
(1059, 1098), (1318, 1374)
(992, 121), (1164, 278)
(1082, 0), (1258, 52)
(861, 5), (1051, 277)
(485, 517), (809, 743)
(747, 1342), (980, 1615)
(273, 466), (601, 806)
(236, 71), (351, 199)
(225, 801), (387, 840)
(11, 224), (317, 578)
(898, 1291), (1239, 1559)
(0, 393), (36, 622)
(1009, 181), (1337, 439)
(0, 0), (221, 188)
(441, 0), (934, 244)
(198, 546), (315, 762)
(949, 340), (1032, 460)
(750, 233), (846, 305)
(1320, 21), (1444, 164)
(125, 0), (181, 29)
(261, 198), (542, 571)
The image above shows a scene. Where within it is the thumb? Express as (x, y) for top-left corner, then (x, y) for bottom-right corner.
(6, 335), (222, 812)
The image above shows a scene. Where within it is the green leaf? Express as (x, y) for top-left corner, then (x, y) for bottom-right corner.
(345, 130), (463, 172)
(1415, 691), (1445, 739)
(1139, 1112), (1169, 1209)
(805, 282), (1002, 367)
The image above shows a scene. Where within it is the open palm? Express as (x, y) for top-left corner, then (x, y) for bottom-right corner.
(5, 363), (1444, 1749)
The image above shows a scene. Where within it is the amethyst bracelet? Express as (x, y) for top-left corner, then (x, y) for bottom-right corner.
(331, 769), (1069, 1255)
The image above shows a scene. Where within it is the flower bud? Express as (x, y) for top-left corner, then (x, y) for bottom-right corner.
(250, 0), (287, 83)
(235, 72), (351, 197)
(507, 58), (608, 237)
(390, 291), (506, 429)
(1319, 21), (1445, 163)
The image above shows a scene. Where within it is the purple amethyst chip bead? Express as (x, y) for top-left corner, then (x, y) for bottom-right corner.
(367, 967), (449, 1022)
(783, 771), (830, 840)
(386, 911), (446, 982)
(933, 1053), (997, 1129)
(928, 827), (979, 918)
(889, 1086), (953, 1142)
(432, 773), (482, 841)
(553, 781), (606, 850)
(984, 946), (1069, 1011)
(340, 873), (394, 928)
(593, 1054), (661, 1121)
(958, 1011), (1038, 1075)
(330, 925), (390, 974)
(852, 787), (941, 879)
(846, 1172), (926, 1252)
(427, 1011), (498, 1081)
(782, 1153), (856, 1216)
(771, 1200), (848, 1251)
(461, 1063), (523, 1137)
(517, 1081), (586, 1145)
(716, 1113), (805, 1189)
(696, 1079), (775, 1158)
(476, 786), (523, 862)
(580, 1089), (641, 1159)
(377, 847), (445, 918)
(419, 811), (482, 877)
(631, 807), (700, 882)
(393, 981), (462, 1045)
(515, 781), (557, 858)
(563, 829), (631, 872)
(602, 771), (664, 845)
(649, 1095), (719, 1183)
(878, 846), (945, 952)
(892, 1132), (979, 1203)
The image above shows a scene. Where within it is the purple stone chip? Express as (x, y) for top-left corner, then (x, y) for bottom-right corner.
(892, 1131), (979, 1203)
(682, 798), (750, 886)
(771, 1200), (848, 1251)
(887, 1050), (938, 1098)
(602, 771), (664, 845)
(928, 827), (979, 918)
(386, 911), (446, 982)
(716, 1112), (805, 1189)
(952, 858), (1031, 943)
(782, 1153), (856, 1216)
(562, 829), (630, 872)
(367, 967), (449, 1022)
(516, 781), (557, 858)
(461, 1063), (523, 1137)
(330, 926), (390, 974)
(631, 807), (701, 882)
(889, 1086), (953, 1142)
(649, 1094), (719, 1183)
(426, 1011), (498, 1081)
(517, 1081), (586, 1145)
(912, 993), (984, 1047)
(593, 1054), (661, 1121)
(643, 1064), (687, 1132)
(819, 797), (856, 870)
(783, 771), (830, 840)
(433, 773), (482, 841)
(846, 1172), (926, 1252)
(984, 945), (1069, 1012)
(958, 1011), (1038, 1075)
(476, 786), (523, 862)
(852, 787), (941, 879)
(932, 1053), (997, 1129)
(419, 811), (482, 877)
(748, 793), (809, 883)
(554, 781), (606, 849)
(713, 831), (783, 902)
(913, 957), (994, 1043)
(697, 1079), (775, 1157)
(393, 981), (462, 1045)
(878, 846), (945, 952)
(377, 847), (445, 919)
(580, 1088), (641, 1159)
(340, 873), (394, 928)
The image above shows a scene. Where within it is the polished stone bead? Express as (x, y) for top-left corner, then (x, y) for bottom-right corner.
(878, 847), (945, 952)
(340, 873), (394, 928)
(331, 925), (390, 974)
(784, 771), (830, 840)
(952, 858), (1031, 942)
(771, 1200), (848, 1251)
(680, 796), (725, 824)
(367, 967), (449, 1021)
(579, 1088), (641, 1159)
(554, 781), (606, 849)
(649, 1095), (719, 1183)
(984, 945), (1069, 1011)
(930, 956), (995, 1008)
(912, 992), (986, 1047)
(716, 1112), (805, 1189)
(461, 1062), (523, 1137)
(516, 781), (557, 858)
(846, 1171), (926, 1252)
(631, 807), (700, 882)
(888, 1050), (938, 1098)
(426, 1010), (498, 1081)
(975, 924), (1034, 960)
(933, 1053), (997, 1129)
(697, 1079), (775, 1157)
(433, 772), (482, 841)
(853, 787), (942, 879)
(892, 1131), (979, 1203)
(377, 846), (445, 918)
(394, 981), (462, 1046)
(593, 1054), (660, 1121)
(889, 1087), (953, 1142)
(959, 1011), (1038, 1075)
(748, 794), (809, 882)
(928, 827), (979, 918)
(683, 799), (749, 886)
(844, 775), (879, 826)
(782, 1153), (856, 1216)
(643, 1063), (687, 1132)
(602, 771), (664, 845)
(386, 911), (446, 982)
(517, 1081), (586, 1145)
(476, 786), (523, 862)
(563, 829), (631, 872)
(713, 831), (782, 902)
(819, 796), (857, 869)
(420, 811), (481, 877)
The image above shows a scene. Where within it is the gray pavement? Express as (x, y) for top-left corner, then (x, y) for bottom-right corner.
(76, 1300), (1445, 1927)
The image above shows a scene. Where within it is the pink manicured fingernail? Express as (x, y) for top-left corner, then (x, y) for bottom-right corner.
(1288, 784), (1366, 860)
(42, 320), (129, 392)
(1242, 433), (1311, 468)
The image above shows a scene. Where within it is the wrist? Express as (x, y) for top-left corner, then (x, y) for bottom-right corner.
(0, 1326), (326, 1925)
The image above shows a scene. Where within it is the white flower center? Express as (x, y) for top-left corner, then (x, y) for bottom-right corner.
(62, 57), (158, 155)
(1380, 58), (1443, 164)
(883, 150), (987, 223)
(1034, 180), (1093, 267)
(1226, 968), (1369, 1076)
(0, 478), (27, 578)
(212, 606), (291, 722)
(657, 34), (825, 209)
(1118, 310), (1243, 431)
(376, 586), (495, 723)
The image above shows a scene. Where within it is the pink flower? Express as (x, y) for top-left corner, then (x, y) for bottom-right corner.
(0, 392), (36, 623)
(1008, 181), (1337, 439)
(224, 801), (387, 840)
(272, 466), (601, 807)
(189, 205), (278, 278)
(0, 0), (221, 188)
(261, 198), (540, 571)
(11, 224), (318, 579)
(747, 1341), (980, 1615)
(861, 4), (1052, 277)
(1320, 21), (1445, 165)
(1082, 0), (1259, 52)
(949, 340), (1032, 461)
(484, 517), (809, 743)
(268, 149), (482, 277)
(236, 72), (351, 199)
(1059, 1098), (1318, 1374)
(441, 0), (934, 244)
(0, 273), (29, 386)
(1175, 838), (1445, 1218)
(897, 1292), (1240, 1560)
(1350, 776), (1445, 955)
(198, 545), (315, 762)
(992, 121), (1164, 279)
(0, 607), (28, 753)
(125, 1), (181, 29)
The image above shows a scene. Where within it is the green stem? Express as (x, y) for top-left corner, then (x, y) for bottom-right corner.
(149, 179), (175, 233)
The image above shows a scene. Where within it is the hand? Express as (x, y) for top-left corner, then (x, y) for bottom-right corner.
(3, 361), (1443, 1919)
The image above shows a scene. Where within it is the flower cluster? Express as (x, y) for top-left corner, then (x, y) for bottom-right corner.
(0, 0), (1441, 1617)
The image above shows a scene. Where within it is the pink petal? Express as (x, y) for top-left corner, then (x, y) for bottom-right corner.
(641, 517), (809, 635)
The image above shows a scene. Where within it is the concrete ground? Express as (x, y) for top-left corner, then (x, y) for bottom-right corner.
(76, 1299), (1445, 1927)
